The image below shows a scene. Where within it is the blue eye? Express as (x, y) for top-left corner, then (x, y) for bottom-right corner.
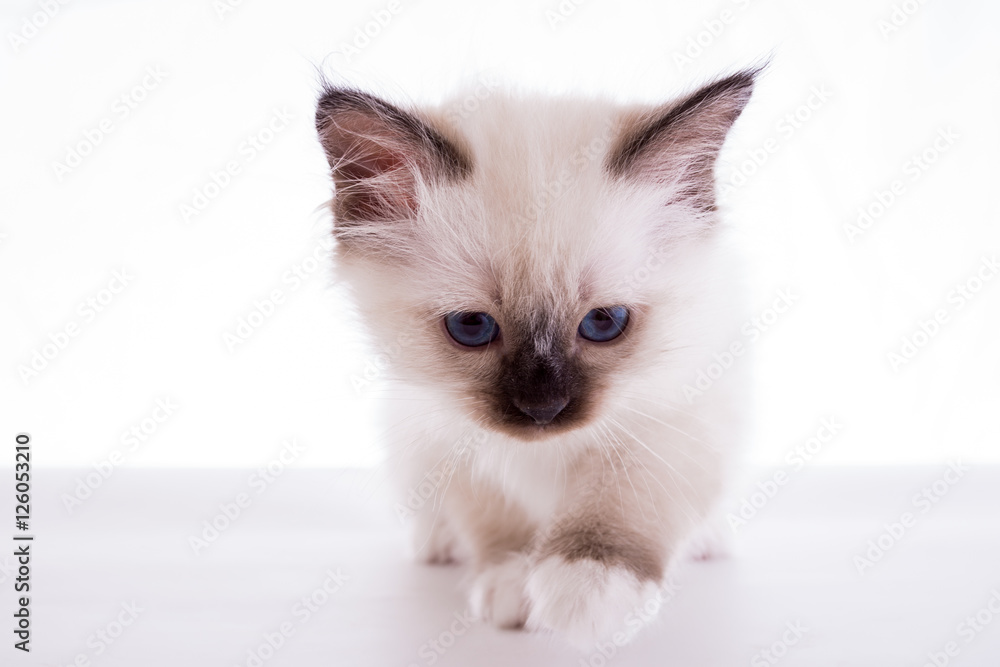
(445, 312), (500, 347)
(578, 306), (629, 342)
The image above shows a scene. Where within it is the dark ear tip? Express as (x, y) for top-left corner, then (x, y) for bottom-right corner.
(710, 62), (766, 102)
(728, 59), (771, 91)
(314, 81), (473, 181)
(315, 83), (343, 130)
(315, 84), (374, 130)
(316, 83), (343, 110)
(317, 82), (361, 108)
(605, 63), (767, 180)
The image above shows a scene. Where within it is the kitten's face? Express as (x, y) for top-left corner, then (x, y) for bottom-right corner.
(316, 73), (756, 441)
(422, 251), (648, 441)
(435, 305), (636, 440)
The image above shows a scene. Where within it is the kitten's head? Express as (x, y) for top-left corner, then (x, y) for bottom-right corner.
(316, 70), (757, 442)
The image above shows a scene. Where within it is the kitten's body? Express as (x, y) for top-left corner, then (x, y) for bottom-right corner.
(316, 70), (757, 647)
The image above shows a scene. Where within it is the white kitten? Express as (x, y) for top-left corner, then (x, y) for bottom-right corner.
(315, 69), (758, 648)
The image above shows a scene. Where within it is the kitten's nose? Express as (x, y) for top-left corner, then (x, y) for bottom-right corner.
(514, 397), (569, 425)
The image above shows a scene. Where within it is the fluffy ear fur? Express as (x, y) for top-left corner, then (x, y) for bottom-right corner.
(315, 86), (472, 248)
(606, 68), (759, 211)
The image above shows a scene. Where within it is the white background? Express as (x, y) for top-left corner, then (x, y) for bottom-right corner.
(2, 0), (998, 470)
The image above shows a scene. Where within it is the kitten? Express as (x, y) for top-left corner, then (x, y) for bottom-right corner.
(315, 68), (758, 647)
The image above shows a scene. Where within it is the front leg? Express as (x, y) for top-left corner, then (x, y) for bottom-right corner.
(525, 445), (713, 647)
(526, 527), (665, 647)
(440, 468), (538, 628)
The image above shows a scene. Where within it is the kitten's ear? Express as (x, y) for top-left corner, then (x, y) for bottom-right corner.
(606, 67), (760, 210)
(315, 86), (472, 225)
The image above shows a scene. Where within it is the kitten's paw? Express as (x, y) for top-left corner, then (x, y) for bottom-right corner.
(469, 554), (531, 629)
(681, 519), (734, 561)
(409, 514), (464, 565)
(681, 516), (734, 560)
(525, 556), (660, 648)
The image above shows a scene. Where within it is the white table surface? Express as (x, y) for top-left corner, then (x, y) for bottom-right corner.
(11, 465), (1000, 667)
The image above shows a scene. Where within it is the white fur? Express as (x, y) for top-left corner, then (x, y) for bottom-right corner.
(470, 553), (532, 629)
(526, 556), (662, 649)
(323, 73), (756, 648)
